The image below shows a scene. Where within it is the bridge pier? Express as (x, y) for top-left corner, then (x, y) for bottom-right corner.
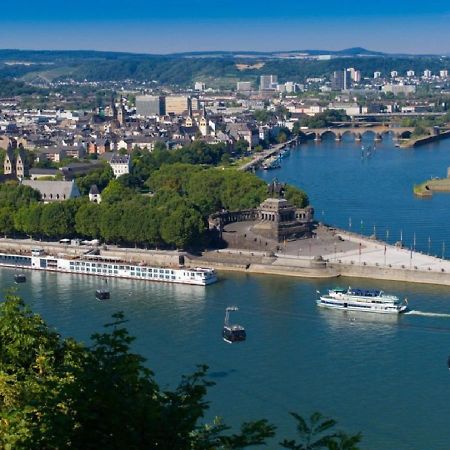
(375, 133), (382, 142)
(314, 134), (321, 142)
(355, 133), (362, 142)
(335, 133), (342, 142)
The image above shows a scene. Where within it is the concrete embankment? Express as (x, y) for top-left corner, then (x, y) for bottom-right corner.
(401, 130), (450, 148)
(189, 250), (339, 279)
(3, 234), (450, 286)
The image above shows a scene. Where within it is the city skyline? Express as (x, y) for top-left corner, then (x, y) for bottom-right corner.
(1, 0), (450, 54)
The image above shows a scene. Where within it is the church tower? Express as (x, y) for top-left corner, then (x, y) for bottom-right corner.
(117, 96), (126, 127)
(199, 103), (209, 136)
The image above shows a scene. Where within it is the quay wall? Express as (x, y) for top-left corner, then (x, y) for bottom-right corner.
(402, 130), (450, 148)
(331, 262), (450, 286)
(3, 238), (450, 286)
(0, 239), (182, 267)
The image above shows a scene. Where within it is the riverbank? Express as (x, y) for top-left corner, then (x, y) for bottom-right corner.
(239, 138), (298, 172)
(190, 224), (450, 286)
(3, 225), (450, 286)
(414, 177), (450, 197)
(401, 129), (450, 148)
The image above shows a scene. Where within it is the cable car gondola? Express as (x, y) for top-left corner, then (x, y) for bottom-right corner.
(95, 278), (110, 300)
(14, 273), (26, 284)
(223, 306), (246, 343)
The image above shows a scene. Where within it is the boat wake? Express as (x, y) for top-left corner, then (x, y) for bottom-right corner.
(405, 310), (450, 318)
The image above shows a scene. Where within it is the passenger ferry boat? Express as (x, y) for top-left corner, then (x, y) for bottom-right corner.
(316, 287), (408, 314)
(0, 249), (217, 286)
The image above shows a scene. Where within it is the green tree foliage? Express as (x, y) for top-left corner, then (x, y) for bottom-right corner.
(280, 412), (361, 450)
(294, 110), (350, 130)
(75, 164), (114, 195)
(39, 201), (77, 238)
(100, 179), (135, 204)
(0, 207), (14, 236)
(0, 182), (41, 208)
(253, 109), (274, 123)
(160, 204), (204, 249)
(14, 203), (43, 238)
(284, 185), (309, 208)
(75, 201), (101, 238)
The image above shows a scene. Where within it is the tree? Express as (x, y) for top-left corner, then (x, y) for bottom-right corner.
(39, 202), (76, 238)
(280, 412), (361, 450)
(101, 179), (135, 204)
(75, 202), (101, 238)
(160, 204), (204, 249)
(284, 185), (309, 208)
(14, 203), (43, 238)
(0, 207), (14, 237)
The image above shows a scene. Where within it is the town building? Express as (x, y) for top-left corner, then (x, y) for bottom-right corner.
(237, 81), (252, 92)
(382, 84), (416, 96)
(259, 75), (278, 91)
(331, 70), (351, 91)
(3, 145), (29, 179)
(22, 180), (81, 202)
(89, 184), (101, 204)
(109, 154), (131, 178)
(165, 96), (191, 115)
(136, 95), (166, 117)
(194, 82), (206, 91)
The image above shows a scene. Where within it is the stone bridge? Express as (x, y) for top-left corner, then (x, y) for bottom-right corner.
(301, 126), (417, 142)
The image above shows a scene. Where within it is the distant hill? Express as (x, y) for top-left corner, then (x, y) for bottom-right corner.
(0, 48), (448, 87)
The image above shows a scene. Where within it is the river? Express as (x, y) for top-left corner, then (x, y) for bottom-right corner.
(3, 135), (450, 449)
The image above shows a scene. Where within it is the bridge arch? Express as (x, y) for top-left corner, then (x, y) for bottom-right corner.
(320, 130), (337, 140)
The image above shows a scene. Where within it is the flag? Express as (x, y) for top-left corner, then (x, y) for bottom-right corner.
(359, 243), (362, 255)
(384, 245), (386, 255)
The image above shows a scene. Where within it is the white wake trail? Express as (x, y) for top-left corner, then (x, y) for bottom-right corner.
(405, 310), (450, 318)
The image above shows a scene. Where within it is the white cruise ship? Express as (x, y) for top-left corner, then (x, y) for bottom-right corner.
(317, 287), (408, 314)
(0, 250), (217, 286)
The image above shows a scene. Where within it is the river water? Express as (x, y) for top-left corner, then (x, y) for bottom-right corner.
(2, 135), (450, 449)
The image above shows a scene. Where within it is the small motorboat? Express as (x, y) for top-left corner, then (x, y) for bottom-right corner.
(223, 306), (246, 343)
(14, 273), (26, 284)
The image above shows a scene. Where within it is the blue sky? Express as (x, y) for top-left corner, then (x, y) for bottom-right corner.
(1, 0), (450, 53)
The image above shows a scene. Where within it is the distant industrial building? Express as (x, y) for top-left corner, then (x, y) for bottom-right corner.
(373, 71), (382, 79)
(390, 71), (398, 78)
(423, 69), (432, 78)
(407, 70), (415, 77)
(440, 70), (449, 79)
(136, 95), (165, 117)
(165, 96), (191, 115)
(259, 75), (278, 91)
(237, 81), (252, 92)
